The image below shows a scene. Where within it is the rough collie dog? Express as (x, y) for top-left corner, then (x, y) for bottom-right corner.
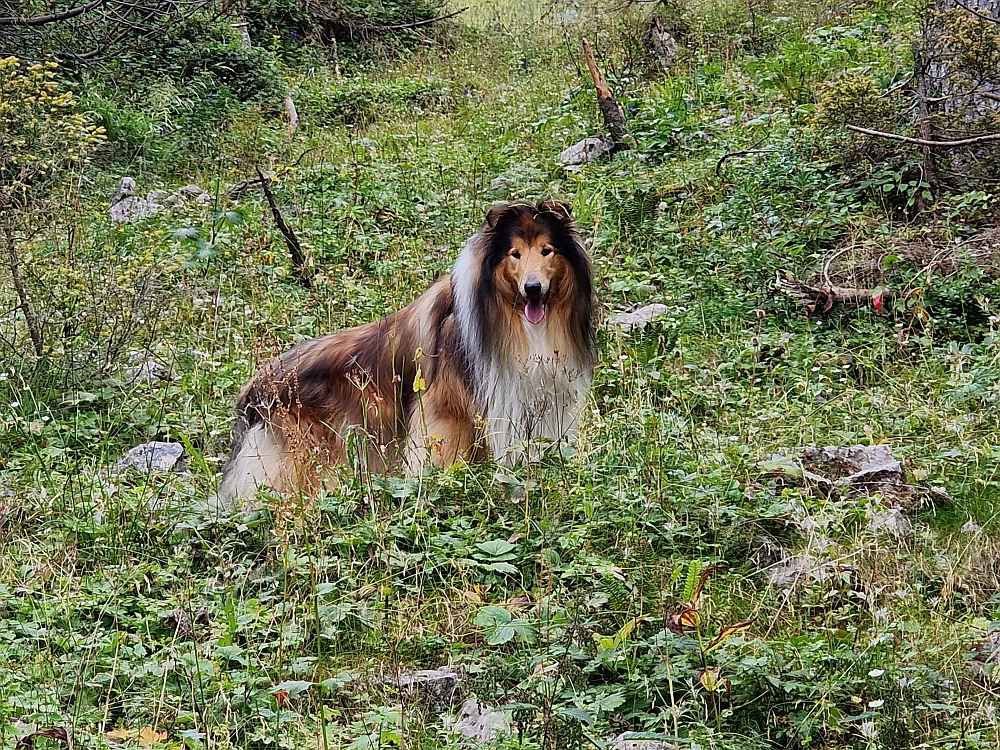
(214, 200), (594, 505)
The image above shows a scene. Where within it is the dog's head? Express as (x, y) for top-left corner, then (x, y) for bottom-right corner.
(482, 200), (589, 326)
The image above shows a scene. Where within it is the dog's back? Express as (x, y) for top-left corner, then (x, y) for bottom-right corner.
(214, 278), (454, 506)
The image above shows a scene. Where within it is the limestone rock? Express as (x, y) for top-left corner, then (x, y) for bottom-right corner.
(609, 304), (670, 330)
(394, 666), (462, 713)
(866, 507), (912, 538)
(609, 734), (679, 750)
(117, 441), (185, 474)
(453, 696), (512, 744)
(558, 137), (615, 166)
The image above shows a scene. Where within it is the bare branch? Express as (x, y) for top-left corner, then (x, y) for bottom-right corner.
(0, 0), (107, 26)
(582, 39), (635, 150)
(255, 167), (313, 288)
(846, 123), (1000, 148)
(953, 0), (1000, 24)
(777, 274), (894, 316)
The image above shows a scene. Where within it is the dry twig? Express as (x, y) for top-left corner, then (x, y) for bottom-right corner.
(846, 124), (1000, 148)
(582, 39), (635, 150)
(255, 168), (312, 288)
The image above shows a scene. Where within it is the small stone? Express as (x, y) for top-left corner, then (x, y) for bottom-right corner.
(117, 442), (185, 474)
(558, 137), (615, 166)
(609, 304), (670, 330)
(768, 553), (852, 588)
(962, 520), (983, 534)
(453, 696), (512, 744)
(714, 115), (737, 127)
(393, 666), (462, 713)
(178, 184), (206, 196)
(609, 734), (678, 750)
(125, 355), (169, 384)
(867, 507), (912, 538)
(110, 177), (161, 224)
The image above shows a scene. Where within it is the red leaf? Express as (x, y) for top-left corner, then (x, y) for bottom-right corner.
(872, 290), (884, 315)
(274, 690), (289, 708)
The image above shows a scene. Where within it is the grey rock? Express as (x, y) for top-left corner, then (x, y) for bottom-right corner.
(178, 184), (207, 196)
(195, 191), (213, 206)
(489, 175), (516, 195)
(714, 114), (737, 127)
(609, 304), (670, 330)
(768, 553), (852, 589)
(558, 137), (615, 165)
(767, 444), (907, 502)
(866, 507), (912, 538)
(962, 519), (983, 534)
(117, 441), (185, 474)
(610, 734), (679, 750)
(394, 666), (462, 713)
(110, 177), (161, 224)
(125, 355), (169, 384)
(552, 7), (580, 25)
(453, 696), (512, 744)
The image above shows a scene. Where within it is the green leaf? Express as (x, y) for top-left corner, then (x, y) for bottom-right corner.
(485, 562), (519, 574)
(592, 690), (626, 715)
(475, 540), (516, 557)
(273, 680), (313, 696)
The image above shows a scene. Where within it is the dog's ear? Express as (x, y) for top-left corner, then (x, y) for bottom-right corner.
(485, 203), (512, 229)
(538, 199), (573, 222)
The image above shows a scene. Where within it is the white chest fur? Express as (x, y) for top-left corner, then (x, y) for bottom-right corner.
(477, 318), (590, 462)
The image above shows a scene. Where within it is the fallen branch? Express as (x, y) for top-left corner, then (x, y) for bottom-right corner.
(582, 39), (635, 151)
(715, 149), (778, 176)
(777, 274), (894, 316)
(846, 124), (1000, 148)
(255, 168), (312, 288)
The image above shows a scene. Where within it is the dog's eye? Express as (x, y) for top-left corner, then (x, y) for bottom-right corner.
(541, 247), (553, 257)
(511, 250), (521, 259)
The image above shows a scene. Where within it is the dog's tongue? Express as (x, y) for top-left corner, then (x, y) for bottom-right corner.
(525, 300), (546, 325)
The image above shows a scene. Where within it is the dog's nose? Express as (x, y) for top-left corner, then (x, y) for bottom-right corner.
(524, 279), (543, 299)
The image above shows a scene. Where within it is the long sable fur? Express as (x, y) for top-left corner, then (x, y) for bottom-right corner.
(214, 199), (595, 506)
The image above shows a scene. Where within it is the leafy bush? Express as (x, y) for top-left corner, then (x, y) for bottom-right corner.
(170, 39), (284, 103)
(242, 0), (447, 63)
(0, 58), (104, 211)
(294, 72), (454, 126)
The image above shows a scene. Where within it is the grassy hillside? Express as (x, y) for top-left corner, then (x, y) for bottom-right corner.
(4, 0), (1000, 748)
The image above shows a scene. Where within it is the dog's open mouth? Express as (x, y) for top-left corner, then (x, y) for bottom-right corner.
(524, 299), (546, 324)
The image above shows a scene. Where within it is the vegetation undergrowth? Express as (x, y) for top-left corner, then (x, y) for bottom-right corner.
(5, 0), (1000, 748)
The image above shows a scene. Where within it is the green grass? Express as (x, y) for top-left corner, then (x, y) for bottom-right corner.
(4, 0), (1000, 748)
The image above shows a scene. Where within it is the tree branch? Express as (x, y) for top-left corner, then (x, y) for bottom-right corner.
(0, 0), (107, 26)
(953, 0), (1000, 25)
(582, 39), (635, 150)
(255, 168), (312, 288)
(846, 123), (1000, 148)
